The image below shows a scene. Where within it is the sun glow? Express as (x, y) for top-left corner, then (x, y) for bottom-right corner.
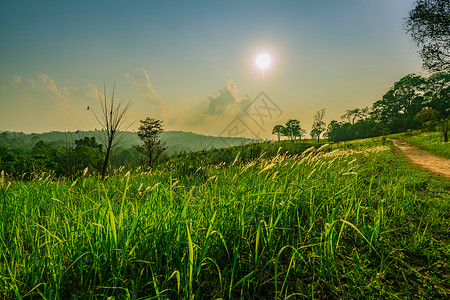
(255, 52), (271, 71)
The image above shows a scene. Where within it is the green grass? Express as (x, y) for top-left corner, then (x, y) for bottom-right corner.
(1, 141), (449, 299)
(389, 131), (450, 159)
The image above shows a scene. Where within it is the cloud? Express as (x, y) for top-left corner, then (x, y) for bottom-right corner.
(206, 79), (252, 116)
(10, 75), (21, 86)
(0, 73), (102, 132)
(131, 68), (162, 103)
(68, 83), (101, 99)
(28, 74), (67, 101)
(173, 79), (254, 135)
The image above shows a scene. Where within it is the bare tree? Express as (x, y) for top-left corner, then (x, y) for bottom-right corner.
(312, 109), (326, 142)
(92, 84), (132, 179)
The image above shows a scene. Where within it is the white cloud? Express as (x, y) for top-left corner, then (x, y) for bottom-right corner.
(28, 74), (67, 101)
(206, 79), (251, 116)
(131, 68), (162, 104)
(68, 83), (101, 99)
(171, 79), (254, 136)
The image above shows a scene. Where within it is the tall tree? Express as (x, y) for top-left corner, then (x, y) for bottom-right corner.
(272, 124), (286, 142)
(135, 117), (167, 167)
(311, 109), (326, 142)
(341, 107), (370, 124)
(92, 84), (132, 179)
(284, 119), (302, 140)
(404, 0), (450, 71)
(438, 118), (450, 142)
(372, 74), (426, 133)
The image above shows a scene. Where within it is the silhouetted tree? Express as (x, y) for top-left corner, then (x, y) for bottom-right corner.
(284, 119), (302, 140)
(405, 0), (450, 71)
(341, 107), (370, 124)
(135, 117), (167, 167)
(372, 74), (425, 133)
(312, 109), (326, 142)
(272, 124), (286, 142)
(92, 84), (132, 179)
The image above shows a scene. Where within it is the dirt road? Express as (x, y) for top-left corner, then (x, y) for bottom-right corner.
(390, 139), (450, 179)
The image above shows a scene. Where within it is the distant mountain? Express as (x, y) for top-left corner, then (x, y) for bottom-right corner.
(0, 130), (258, 156)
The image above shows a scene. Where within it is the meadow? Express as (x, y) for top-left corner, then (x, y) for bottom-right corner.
(1, 137), (449, 299)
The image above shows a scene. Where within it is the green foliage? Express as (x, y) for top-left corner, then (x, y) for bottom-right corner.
(372, 74), (425, 133)
(135, 117), (167, 167)
(404, 0), (450, 71)
(0, 130), (257, 157)
(1, 140), (449, 298)
(327, 69), (449, 142)
(414, 108), (440, 131)
(272, 124), (285, 141)
(326, 119), (385, 142)
(0, 137), (105, 179)
(272, 119), (306, 141)
(437, 118), (450, 142)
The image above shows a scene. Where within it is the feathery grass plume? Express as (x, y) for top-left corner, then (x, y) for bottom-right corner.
(259, 163), (275, 174)
(341, 172), (358, 176)
(301, 146), (315, 157)
(306, 168), (317, 180)
(232, 151), (241, 165)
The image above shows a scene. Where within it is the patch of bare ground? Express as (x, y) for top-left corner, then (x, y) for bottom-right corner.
(390, 139), (450, 179)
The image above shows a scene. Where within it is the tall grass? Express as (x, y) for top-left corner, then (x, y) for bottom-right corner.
(1, 142), (449, 299)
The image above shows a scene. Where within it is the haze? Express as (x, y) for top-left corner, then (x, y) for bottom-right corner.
(0, 0), (422, 138)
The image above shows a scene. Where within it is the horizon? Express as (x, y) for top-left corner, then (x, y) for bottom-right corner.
(0, 0), (423, 138)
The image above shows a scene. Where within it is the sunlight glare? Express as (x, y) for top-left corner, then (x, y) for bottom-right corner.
(256, 52), (271, 71)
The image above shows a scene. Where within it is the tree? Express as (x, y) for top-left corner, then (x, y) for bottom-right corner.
(404, 0), (450, 71)
(284, 119), (302, 140)
(310, 129), (321, 141)
(437, 118), (450, 142)
(272, 124), (286, 142)
(135, 117), (167, 167)
(372, 74), (426, 133)
(311, 109), (326, 142)
(422, 70), (450, 119)
(341, 107), (370, 124)
(414, 108), (440, 131)
(72, 137), (104, 174)
(92, 84), (132, 179)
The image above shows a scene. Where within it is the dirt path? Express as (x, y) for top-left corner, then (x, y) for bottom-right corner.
(390, 139), (450, 179)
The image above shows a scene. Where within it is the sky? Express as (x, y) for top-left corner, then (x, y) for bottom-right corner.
(0, 0), (423, 139)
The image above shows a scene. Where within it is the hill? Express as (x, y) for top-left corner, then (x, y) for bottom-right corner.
(0, 130), (257, 156)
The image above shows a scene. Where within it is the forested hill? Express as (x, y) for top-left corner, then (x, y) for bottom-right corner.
(0, 130), (257, 155)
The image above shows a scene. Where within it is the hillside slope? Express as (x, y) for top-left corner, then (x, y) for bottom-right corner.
(0, 130), (257, 155)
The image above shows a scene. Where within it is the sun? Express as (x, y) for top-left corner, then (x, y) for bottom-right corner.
(255, 52), (271, 71)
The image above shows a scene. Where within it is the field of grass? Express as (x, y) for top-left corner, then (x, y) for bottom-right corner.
(389, 131), (450, 159)
(1, 139), (449, 299)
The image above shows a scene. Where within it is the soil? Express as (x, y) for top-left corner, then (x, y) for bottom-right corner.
(390, 139), (450, 179)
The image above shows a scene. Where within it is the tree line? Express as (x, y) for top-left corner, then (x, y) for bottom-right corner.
(0, 118), (168, 179)
(272, 109), (327, 142)
(327, 70), (449, 142)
